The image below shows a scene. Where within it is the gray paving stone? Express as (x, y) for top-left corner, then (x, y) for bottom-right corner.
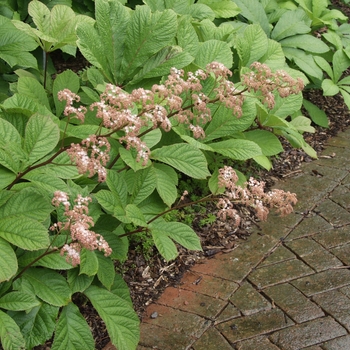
(234, 335), (280, 349)
(269, 316), (347, 350)
(286, 238), (343, 271)
(260, 245), (297, 267)
(264, 283), (324, 323)
(329, 185), (350, 210)
(217, 308), (293, 343)
(191, 326), (232, 350)
(312, 290), (350, 331)
(249, 259), (314, 289)
(230, 281), (271, 316)
(331, 243), (350, 265)
(286, 215), (333, 240)
(322, 335), (350, 350)
(316, 199), (350, 227)
(291, 269), (350, 296)
(339, 285), (350, 298)
(301, 346), (323, 350)
(313, 226), (350, 249)
(302, 162), (348, 182)
(214, 302), (241, 324)
(314, 147), (350, 170)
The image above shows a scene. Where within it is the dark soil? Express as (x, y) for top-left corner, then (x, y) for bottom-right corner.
(40, 2), (350, 349)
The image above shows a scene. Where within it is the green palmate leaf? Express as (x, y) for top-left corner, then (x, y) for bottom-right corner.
(0, 16), (38, 69)
(95, 190), (117, 213)
(153, 163), (178, 207)
(232, 0), (270, 35)
(0, 291), (40, 311)
(9, 303), (58, 350)
(141, 128), (162, 149)
(283, 47), (323, 80)
(0, 215), (49, 250)
(244, 129), (283, 156)
(110, 274), (133, 306)
(302, 99), (329, 128)
(322, 30), (343, 51)
(80, 249), (98, 276)
(23, 114), (60, 164)
(119, 147), (150, 172)
(0, 237), (17, 282)
(322, 79), (340, 96)
(121, 7), (178, 82)
(0, 187), (52, 222)
(271, 8), (311, 41)
(84, 285), (140, 350)
(194, 40), (233, 68)
(17, 76), (50, 110)
(198, 0), (240, 18)
(236, 24), (268, 67)
(51, 302), (94, 350)
(22, 268), (71, 306)
(280, 128), (317, 158)
(209, 139), (262, 160)
(67, 268), (94, 294)
(203, 98), (256, 142)
(0, 310), (26, 350)
(96, 251), (115, 290)
(125, 167), (156, 205)
(100, 227), (129, 261)
(280, 34), (329, 54)
(151, 144), (210, 179)
(23, 172), (69, 193)
(53, 70), (80, 116)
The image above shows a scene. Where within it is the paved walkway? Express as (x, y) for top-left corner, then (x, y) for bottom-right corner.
(137, 128), (350, 350)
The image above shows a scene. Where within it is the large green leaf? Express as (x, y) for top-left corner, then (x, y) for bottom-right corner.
(270, 93), (303, 118)
(0, 187), (52, 222)
(0, 215), (49, 250)
(9, 303), (58, 349)
(236, 24), (268, 67)
(0, 291), (40, 311)
(96, 251), (115, 290)
(194, 40), (233, 68)
(106, 170), (128, 206)
(244, 129), (283, 156)
(0, 237), (17, 282)
(0, 310), (26, 350)
(232, 0), (270, 35)
(150, 226), (178, 261)
(271, 8), (311, 41)
(17, 76), (50, 110)
(67, 268), (94, 294)
(333, 49), (350, 83)
(125, 167), (156, 205)
(322, 79), (340, 96)
(23, 114), (60, 164)
(176, 15), (199, 57)
(84, 285), (140, 350)
(198, 0), (241, 18)
(283, 47), (323, 80)
(80, 249), (99, 277)
(203, 98), (257, 142)
(53, 70), (80, 116)
(0, 16), (38, 69)
(121, 6), (178, 81)
(151, 144), (210, 179)
(280, 34), (329, 54)
(51, 302), (94, 350)
(260, 39), (285, 69)
(22, 268), (71, 306)
(153, 163), (178, 207)
(302, 99), (329, 128)
(209, 139), (262, 160)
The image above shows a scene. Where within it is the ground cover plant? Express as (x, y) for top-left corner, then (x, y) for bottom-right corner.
(0, 0), (349, 349)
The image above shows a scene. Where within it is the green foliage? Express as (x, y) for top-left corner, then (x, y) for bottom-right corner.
(0, 0), (348, 349)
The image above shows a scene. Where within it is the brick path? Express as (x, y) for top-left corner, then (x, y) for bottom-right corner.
(137, 128), (350, 350)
